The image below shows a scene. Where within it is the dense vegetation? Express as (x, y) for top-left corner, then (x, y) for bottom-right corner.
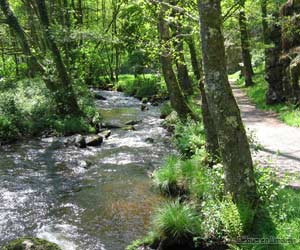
(1, 0), (300, 249)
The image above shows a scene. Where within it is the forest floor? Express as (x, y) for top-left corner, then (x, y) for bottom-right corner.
(232, 83), (300, 187)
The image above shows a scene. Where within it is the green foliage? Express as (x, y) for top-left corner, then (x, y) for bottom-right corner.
(220, 198), (244, 239)
(116, 74), (167, 99)
(160, 101), (173, 118)
(152, 200), (202, 241)
(152, 155), (182, 196)
(126, 232), (159, 250)
(0, 78), (98, 143)
(174, 118), (205, 157)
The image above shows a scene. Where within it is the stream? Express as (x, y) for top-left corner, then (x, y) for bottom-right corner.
(0, 91), (174, 250)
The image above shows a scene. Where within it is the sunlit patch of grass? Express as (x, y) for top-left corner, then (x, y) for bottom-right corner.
(152, 200), (202, 241)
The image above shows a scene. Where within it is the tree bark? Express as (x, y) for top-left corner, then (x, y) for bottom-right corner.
(261, 0), (268, 45)
(199, 80), (219, 158)
(158, 0), (195, 120)
(239, 0), (254, 87)
(186, 36), (201, 81)
(198, 0), (258, 205)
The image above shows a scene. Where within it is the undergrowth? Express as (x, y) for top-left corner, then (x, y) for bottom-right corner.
(128, 115), (300, 250)
(0, 77), (99, 144)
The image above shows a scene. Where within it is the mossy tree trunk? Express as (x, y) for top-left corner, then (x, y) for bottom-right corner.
(157, 0), (195, 120)
(239, 0), (254, 87)
(198, 0), (258, 205)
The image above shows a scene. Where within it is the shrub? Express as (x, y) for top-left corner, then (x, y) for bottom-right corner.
(174, 119), (205, 157)
(153, 155), (182, 196)
(152, 200), (202, 242)
(220, 198), (244, 239)
(160, 101), (172, 119)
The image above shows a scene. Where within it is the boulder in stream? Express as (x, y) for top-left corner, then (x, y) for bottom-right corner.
(98, 130), (111, 139)
(2, 237), (61, 250)
(101, 122), (122, 129)
(86, 135), (103, 146)
(94, 93), (107, 100)
(74, 135), (87, 148)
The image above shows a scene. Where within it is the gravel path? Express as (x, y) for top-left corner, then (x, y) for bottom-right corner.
(232, 84), (300, 187)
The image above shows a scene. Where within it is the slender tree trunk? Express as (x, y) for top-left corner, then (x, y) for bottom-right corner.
(35, 0), (81, 115)
(187, 37), (201, 81)
(174, 38), (193, 96)
(198, 0), (258, 206)
(239, 0), (254, 87)
(186, 34), (218, 157)
(261, 0), (268, 45)
(158, 0), (195, 120)
(1, 41), (5, 73)
(169, 2), (193, 96)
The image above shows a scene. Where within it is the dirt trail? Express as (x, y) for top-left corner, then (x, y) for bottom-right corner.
(232, 85), (300, 187)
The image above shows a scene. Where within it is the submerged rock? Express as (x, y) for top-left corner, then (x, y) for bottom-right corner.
(125, 120), (141, 126)
(122, 125), (136, 131)
(86, 135), (103, 146)
(2, 237), (61, 250)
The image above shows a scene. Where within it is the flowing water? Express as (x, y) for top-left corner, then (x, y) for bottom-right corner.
(0, 91), (174, 250)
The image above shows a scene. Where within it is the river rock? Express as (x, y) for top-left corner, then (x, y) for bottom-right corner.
(101, 122), (122, 129)
(86, 135), (103, 146)
(74, 135), (87, 148)
(94, 93), (107, 100)
(125, 120), (141, 126)
(122, 125), (136, 131)
(141, 97), (149, 104)
(145, 137), (154, 143)
(141, 104), (149, 111)
(98, 130), (111, 139)
(2, 237), (61, 250)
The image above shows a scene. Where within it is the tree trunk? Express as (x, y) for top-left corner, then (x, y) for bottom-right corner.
(261, 0), (268, 45)
(198, 0), (258, 206)
(174, 38), (194, 96)
(158, 0), (195, 120)
(35, 0), (81, 115)
(199, 80), (219, 158)
(239, 1), (254, 87)
(265, 21), (285, 104)
(187, 37), (201, 80)
(169, 3), (193, 96)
